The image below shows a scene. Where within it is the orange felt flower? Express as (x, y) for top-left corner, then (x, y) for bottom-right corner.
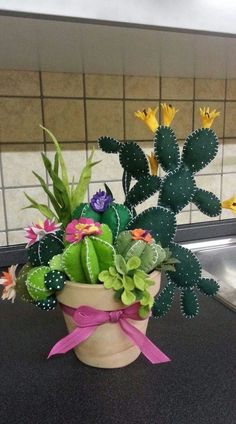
(131, 229), (153, 244)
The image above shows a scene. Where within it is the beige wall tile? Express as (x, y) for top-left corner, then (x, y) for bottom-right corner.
(193, 175), (221, 211)
(197, 141), (223, 175)
(221, 173), (236, 221)
(165, 101), (193, 139)
(0, 190), (6, 230)
(1, 144), (45, 187)
(125, 76), (159, 99)
(0, 98), (43, 142)
(223, 139), (236, 173)
(177, 212), (191, 225)
(85, 74), (123, 98)
(161, 78), (193, 100)
(89, 181), (124, 204)
(86, 100), (123, 141)
(8, 230), (25, 245)
(5, 187), (47, 229)
(88, 143), (123, 182)
(195, 79), (225, 100)
(42, 72), (83, 97)
(125, 100), (158, 140)
(0, 232), (7, 246)
(43, 99), (85, 142)
(0, 70), (40, 96)
(226, 80), (236, 100)
(191, 211), (220, 223)
(194, 101), (224, 137)
(225, 102), (236, 137)
(46, 143), (87, 183)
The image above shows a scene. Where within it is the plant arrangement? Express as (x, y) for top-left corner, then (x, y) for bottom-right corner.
(0, 104), (221, 367)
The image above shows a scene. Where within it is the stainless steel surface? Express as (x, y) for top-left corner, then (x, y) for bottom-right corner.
(184, 237), (236, 312)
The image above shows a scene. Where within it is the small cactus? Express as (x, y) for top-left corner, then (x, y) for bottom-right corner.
(27, 231), (64, 267)
(115, 230), (166, 273)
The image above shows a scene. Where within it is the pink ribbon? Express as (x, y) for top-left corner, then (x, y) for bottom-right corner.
(48, 303), (170, 364)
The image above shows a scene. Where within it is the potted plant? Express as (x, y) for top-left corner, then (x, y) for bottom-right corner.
(0, 104), (221, 368)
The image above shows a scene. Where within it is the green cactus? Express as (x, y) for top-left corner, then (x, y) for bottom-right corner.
(98, 124), (221, 318)
(72, 202), (132, 242)
(27, 230), (64, 267)
(115, 230), (166, 273)
(62, 223), (115, 283)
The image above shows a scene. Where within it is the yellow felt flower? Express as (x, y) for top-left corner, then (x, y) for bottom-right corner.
(134, 107), (159, 133)
(147, 151), (158, 176)
(200, 107), (220, 129)
(161, 103), (179, 126)
(221, 196), (236, 213)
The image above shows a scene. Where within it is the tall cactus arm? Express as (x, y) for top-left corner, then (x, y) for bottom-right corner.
(119, 142), (150, 180)
(124, 175), (161, 209)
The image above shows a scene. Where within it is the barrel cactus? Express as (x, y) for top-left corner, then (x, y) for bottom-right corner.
(98, 104), (221, 318)
(115, 230), (166, 273)
(62, 218), (115, 283)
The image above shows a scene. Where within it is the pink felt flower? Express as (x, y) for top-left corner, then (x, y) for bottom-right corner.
(0, 265), (17, 303)
(65, 218), (102, 243)
(25, 219), (61, 247)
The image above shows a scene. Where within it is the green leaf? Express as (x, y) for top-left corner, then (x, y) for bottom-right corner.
(71, 148), (101, 210)
(115, 255), (127, 275)
(121, 289), (136, 306)
(138, 305), (150, 319)
(126, 256), (141, 271)
(98, 270), (110, 283)
(113, 276), (123, 290)
(104, 183), (114, 200)
(140, 290), (153, 307)
(109, 266), (117, 276)
(40, 125), (69, 193)
(133, 273), (145, 290)
(23, 193), (56, 220)
(32, 171), (61, 216)
(122, 275), (135, 290)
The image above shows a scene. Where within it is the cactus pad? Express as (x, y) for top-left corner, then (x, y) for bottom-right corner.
(44, 270), (67, 291)
(180, 288), (199, 318)
(197, 277), (219, 296)
(119, 142), (149, 179)
(122, 170), (132, 196)
(127, 206), (176, 247)
(124, 175), (161, 208)
(166, 243), (201, 288)
(152, 282), (176, 317)
(26, 266), (52, 301)
(192, 188), (221, 217)
(98, 136), (122, 153)
(182, 128), (218, 173)
(34, 295), (57, 311)
(158, 166), (196, 213)
(154, 126), (180, 172)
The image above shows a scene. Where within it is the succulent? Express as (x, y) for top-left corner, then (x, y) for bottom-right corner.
(99, 255), (155, 318)
(72, 201), (132, 242)
(98, 107), (221, 318)
(62, 223), (115, 284)
(115, 230), (166, 273)
(27, 230), (64, 267)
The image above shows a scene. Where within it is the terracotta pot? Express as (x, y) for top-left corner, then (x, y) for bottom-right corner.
(56, 270), (161, 368)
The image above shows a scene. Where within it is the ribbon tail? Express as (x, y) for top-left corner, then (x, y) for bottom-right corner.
(47, 325), (97, 359)
(119, 319), (171, 364)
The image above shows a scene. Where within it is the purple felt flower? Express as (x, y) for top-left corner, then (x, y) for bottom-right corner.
(90, 190), (113, 213)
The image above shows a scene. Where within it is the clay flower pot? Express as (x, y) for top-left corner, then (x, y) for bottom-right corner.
(56, 271), (161, 368)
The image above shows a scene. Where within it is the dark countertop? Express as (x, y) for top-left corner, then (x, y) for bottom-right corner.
(0, 294), (236, 424)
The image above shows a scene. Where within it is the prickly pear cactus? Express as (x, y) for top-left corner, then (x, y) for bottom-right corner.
(62, 223), (115, 283)
(98, 109), (221, 318)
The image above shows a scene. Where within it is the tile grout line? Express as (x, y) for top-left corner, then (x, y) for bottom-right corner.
(0, 145), (9, 245)
(82, 73), (89, 202)
(189, 77), (196, 224)
(219, 79), (227, 220)
(39, 71), (50, 198)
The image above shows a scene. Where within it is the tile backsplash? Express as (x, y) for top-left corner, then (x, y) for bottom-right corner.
(0, 70), (236, 246)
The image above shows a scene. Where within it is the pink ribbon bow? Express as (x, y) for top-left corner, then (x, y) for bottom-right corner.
(48, 303), (170, 364)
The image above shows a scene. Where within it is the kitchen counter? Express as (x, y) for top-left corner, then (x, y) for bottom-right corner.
(1, 294), (235, 424)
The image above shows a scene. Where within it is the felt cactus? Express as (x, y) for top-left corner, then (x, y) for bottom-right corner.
(27, 230), (64, 267)
(115, 230), (166, 273)
(98, 105), (221, 318)
(62, 220), (115, 284)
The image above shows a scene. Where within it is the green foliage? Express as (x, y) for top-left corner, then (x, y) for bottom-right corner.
(99, 254), (155, 318)
(24, 127), (100, 227)
(62, 226), (115, 284)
